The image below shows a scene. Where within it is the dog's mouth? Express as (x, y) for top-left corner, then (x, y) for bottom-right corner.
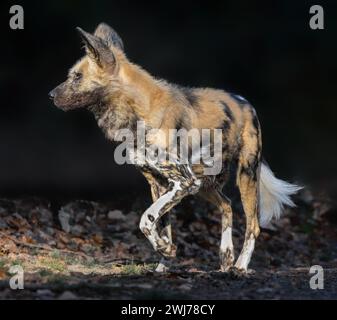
(54, 99), (82, 111)
(53, 95), (95, 111)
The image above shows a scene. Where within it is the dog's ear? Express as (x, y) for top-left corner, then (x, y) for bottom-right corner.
(76, 27), (116, 69)
(94, 23), (124, 51)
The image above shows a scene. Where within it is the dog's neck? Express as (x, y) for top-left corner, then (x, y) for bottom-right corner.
(88, 61), (170, 141)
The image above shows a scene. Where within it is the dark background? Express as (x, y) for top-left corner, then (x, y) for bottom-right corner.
(0, 0), (336, 200)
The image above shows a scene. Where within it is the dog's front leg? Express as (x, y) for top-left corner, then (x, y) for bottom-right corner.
(150, 182), (173, 272)
(155, 214), (172, 272)
(139, 164), (201, 258)
(140, 179), (181, 257)
(141, 171), (172, 271)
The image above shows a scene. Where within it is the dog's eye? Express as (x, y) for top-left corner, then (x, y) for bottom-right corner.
(74, 72), (82, 80)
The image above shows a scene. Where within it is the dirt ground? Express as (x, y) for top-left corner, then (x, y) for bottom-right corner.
(0, 188), (337, 299)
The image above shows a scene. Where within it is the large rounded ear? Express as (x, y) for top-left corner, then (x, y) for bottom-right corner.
(76, 27), (116, 69)
(94, 23), (124, 51)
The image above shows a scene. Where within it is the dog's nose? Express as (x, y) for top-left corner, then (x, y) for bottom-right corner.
(48, 89), (56, 99)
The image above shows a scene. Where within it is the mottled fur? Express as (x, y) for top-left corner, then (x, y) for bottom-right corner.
(50, 23), (301, 273)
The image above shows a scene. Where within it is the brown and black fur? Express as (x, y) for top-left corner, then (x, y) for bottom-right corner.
(50, 23), (266, 273)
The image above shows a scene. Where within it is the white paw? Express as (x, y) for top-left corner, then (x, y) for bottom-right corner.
(155, 260), (170, 273)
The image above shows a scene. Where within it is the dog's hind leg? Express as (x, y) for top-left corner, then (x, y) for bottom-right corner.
(234, 111), (261, 273)
(200, 189), (234, 271)
(234, 169), (260, 273)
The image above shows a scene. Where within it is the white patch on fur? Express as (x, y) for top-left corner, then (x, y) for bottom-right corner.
(235, 234), (255, 271)
(259, 163), (303, 227)
(220, 227), (233, 252)
(147, 180), (181, 218)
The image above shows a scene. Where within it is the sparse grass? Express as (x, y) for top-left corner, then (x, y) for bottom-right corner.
(0, 258), (8, 269)
(81, 258), (99, 269)
(11, 258), (23, 267)
(49, 249), (61, 259)
(63, 255), (80, 266)
(0, 251), (155, 283)
(38, 256), (67, 272)
(119, 263), (154, 275)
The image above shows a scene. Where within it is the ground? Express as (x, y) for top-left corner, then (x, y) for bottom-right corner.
(0, 189), (337, 299)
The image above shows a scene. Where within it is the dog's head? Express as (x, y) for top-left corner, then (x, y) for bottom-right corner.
(49, 23), (124, 111)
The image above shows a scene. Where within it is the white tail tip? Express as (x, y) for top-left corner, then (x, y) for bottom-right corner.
(259, 162), (303, 227)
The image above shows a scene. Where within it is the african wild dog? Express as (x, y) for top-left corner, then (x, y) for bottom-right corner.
(49, 23), (301, 273)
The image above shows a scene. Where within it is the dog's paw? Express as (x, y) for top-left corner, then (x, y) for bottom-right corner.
(155, 259), (171, 273)
(157, 243), (177, 258)
(219, 264), (234, 273)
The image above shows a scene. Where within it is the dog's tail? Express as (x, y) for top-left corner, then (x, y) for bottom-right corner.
(258, 162), (302, 227)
